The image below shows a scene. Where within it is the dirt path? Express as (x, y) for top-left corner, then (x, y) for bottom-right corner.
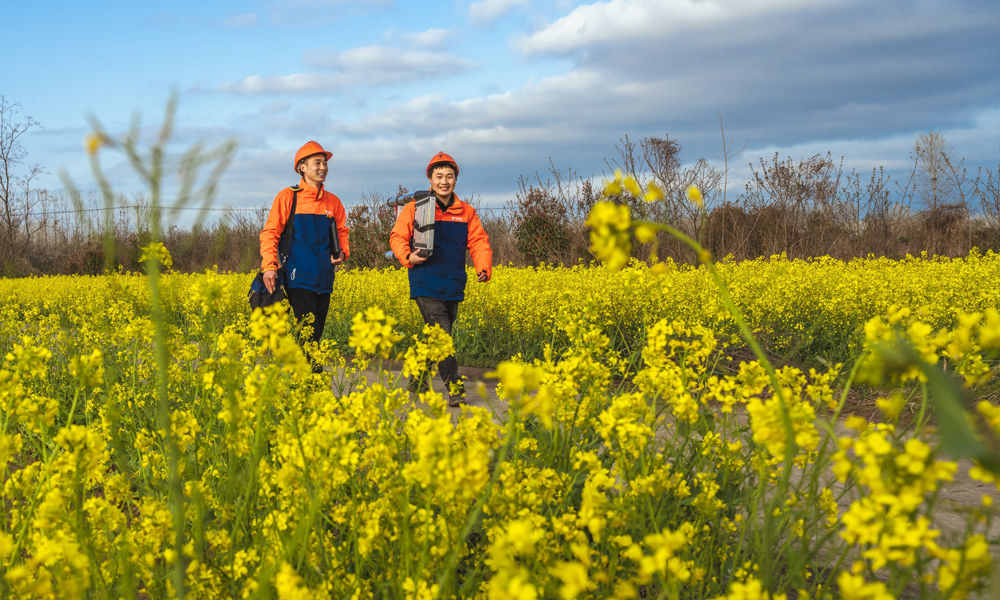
(351, 366), (998, 542)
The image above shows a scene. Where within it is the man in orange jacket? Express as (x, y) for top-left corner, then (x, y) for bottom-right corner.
(390, 151), (492, 406)
(260, 141), (350, 373)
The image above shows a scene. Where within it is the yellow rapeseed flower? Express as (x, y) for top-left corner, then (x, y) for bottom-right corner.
(644, 181), (666, 202)
(348, 307), (403, 358)
(139, 242), (173, 269)
(685, 185), (704, 208)
(635, 224), (657, 244)
(585, 201), (631, 270)
(623, 176), (643, 197)
(83, 133), (103, 155)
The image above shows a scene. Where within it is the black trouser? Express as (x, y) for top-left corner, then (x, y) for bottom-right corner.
(414, 296), (460, 386)
(286, 287), (331, 373)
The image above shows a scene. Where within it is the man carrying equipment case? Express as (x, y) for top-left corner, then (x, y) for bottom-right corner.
(258, 140), (350, 373)
(389, 151), (492, 406)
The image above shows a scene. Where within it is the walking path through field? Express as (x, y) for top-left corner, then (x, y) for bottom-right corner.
(353, 366), (1000, 543)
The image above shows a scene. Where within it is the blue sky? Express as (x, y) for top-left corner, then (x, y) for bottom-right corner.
(2, 0), (999, 213)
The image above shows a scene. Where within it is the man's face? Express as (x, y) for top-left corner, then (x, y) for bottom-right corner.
(429, 166), (456, 199)
(300, 155), (328, 183)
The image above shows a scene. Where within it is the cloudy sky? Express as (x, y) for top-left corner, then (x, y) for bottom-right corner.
(2, 0), (998, 212)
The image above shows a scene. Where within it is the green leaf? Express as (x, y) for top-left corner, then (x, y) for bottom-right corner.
(909, 347), (984, 460)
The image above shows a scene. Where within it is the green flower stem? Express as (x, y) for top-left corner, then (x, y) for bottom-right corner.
(435, 406), (516, 597)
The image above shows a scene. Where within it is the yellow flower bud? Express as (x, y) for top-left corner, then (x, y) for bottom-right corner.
(635, 224), (657, 244)
(845, 416), (869, 431)
(585, 201), (632, 270)
(84, 133), (102, 155)
(685, 185), (704, 208)
(0, 533), (13, 559)
(139, 242), (173, 269)
(603, 180), (623, 197)
(623, 176), (643, 197)
(644, 182), (665, 202)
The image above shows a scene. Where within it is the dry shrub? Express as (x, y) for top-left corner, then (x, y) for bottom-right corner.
(917, 203), (969, 257)
(477, 208), (517, 266)
(704, 203), (752, 259)
(511, 183), (571, 265)
(345, 188), (398, 270)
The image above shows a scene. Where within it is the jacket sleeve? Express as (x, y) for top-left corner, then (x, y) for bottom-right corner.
(332, 196), (351, 259)
(389, 203), (416, 268)
(466, 209), (493, 281)
(260, 188), (294, 272)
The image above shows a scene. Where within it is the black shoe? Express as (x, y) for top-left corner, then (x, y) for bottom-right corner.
(447, 380), (466, 407)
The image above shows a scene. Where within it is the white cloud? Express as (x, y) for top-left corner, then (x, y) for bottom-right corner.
(469, 0), (530, 23)
(209, 101), (999, 212)
(386, 27), (454, 49)
(213, 45), (476, 94)
(516, 0), (835, 55)
(305, 45), (474, 76)
(222, 13), (260, 28)
(73, 0), (1000, 211)
(311, 69), (675, 169)
(216, 73), (346, 94)
(330, 72), (604, 137)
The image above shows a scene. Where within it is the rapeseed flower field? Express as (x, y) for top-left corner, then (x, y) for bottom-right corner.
(4, 110), (993, 599)
(2, 249), (1000, 367)
(1, 248), (999, 598)
(2, 164), (1000, 599)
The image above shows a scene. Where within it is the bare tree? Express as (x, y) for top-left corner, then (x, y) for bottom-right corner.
(715, 115), (747, 206)
(604, 135), (658, 222)
(17, 167), (49, 245)
(742, 153), (844, 257)
(979, 153), (1000, 230)
(640, 135), (688, 228)
(913, 132), (956, 212)
(604, 134), (719, 233)
(677, 158), (724, 241)
(0, 97), (42, 234)
(910, 132), (974, 255)
(605, 135), (644, 182)
(841, 167), (900, 257)
(0, 95), (44, 271)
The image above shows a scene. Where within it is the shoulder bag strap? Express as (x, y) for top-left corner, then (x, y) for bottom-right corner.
(278, 186), (300, 267)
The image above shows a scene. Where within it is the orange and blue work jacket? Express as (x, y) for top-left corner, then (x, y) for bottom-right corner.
(260, 180), (350, 294)
(389, 195), (492, 301)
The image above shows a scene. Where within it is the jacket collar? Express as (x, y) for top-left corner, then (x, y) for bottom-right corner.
(435, 193), (463, 212)
(298, 178), (325, 197)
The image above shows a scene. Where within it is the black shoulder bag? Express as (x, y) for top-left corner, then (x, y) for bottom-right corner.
(248, 186), (300, 310)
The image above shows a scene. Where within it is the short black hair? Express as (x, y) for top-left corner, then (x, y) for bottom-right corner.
(429, 163), (457, 177)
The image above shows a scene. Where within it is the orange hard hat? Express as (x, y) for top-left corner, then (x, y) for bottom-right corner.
(426, 151), (459, 178)
(293, 141), (333, 174)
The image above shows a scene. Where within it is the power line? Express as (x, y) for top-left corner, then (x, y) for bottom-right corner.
(40, 203), (508, 217)
(42, 205), (264, 217)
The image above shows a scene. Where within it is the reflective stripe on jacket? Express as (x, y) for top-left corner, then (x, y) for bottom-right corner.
(259, 180), (350, 293)
(389, 195), (492, 301)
